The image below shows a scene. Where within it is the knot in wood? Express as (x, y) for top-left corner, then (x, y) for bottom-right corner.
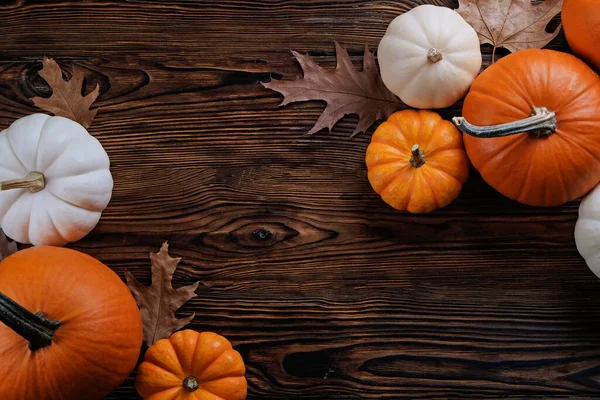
(252, 228), (273, 241)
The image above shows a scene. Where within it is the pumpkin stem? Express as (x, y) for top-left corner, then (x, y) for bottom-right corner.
(183, 376), (200, 392)
(427, 48), (443, 63)
(0, 172), (45, 193)
(0, 291), (60, 351)
(410, 144), (425, 168)
(452, 107), (557, 138)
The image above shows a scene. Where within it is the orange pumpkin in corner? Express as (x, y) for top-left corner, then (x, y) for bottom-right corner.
(365, 109), (470, 213)
(0, 246), (143, 400)
(562, 0), (600, 70)
(136, 329), (247, 400)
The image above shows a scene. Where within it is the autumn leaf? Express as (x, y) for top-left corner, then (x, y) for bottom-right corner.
(32, 57), (100, 128)
(0, 230), (18, 262)
(125, 242), (199, 346)
(262, 41), (405, 137)
(456, 0), (563, 61)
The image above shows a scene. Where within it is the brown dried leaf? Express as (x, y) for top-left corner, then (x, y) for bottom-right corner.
(262, 41), (405, 137)
(32, 57), (100, 128)
(0, 230), (17, 262)
(456, 0), (563, 61)
(125, 242), (199, 346)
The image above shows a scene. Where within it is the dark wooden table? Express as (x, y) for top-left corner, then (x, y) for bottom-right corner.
(2, 0), (600, 399)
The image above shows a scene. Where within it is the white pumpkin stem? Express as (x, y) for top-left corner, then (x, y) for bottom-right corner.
(427, 48), (443, 63)
(0, 172), (45, 193)
(410, 144), (425, 168)
(452, 107), (557, 138)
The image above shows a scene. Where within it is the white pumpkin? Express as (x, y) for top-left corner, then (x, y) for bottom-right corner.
(0, 113), (113, 246)
(575, 183), (600, 278)
(377, 4), (482, 109)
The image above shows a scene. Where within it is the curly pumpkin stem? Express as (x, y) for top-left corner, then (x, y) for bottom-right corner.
(452, 107), (557, 138)
(0, 291), (60, 351)
(0, 172), (45, 193)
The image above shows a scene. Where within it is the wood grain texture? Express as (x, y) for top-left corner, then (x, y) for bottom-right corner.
(1, 0), (598, 399)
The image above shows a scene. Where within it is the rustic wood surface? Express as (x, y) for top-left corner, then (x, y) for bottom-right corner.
(2, 0), (599, 399)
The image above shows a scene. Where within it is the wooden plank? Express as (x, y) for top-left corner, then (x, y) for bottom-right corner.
(1, 1), (598, 399)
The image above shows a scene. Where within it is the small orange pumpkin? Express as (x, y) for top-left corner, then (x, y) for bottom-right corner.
(0, 246), (143, 400)
(454, 49), (600, 206)
(136, 329), (247, 400)
(365, 109), (469, 213)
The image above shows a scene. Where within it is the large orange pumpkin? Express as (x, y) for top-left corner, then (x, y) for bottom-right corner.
(365, 109), (469, 213)
(454, 49), (600, 206)
(0, 246), (143, 400)
(136, 329), (247, 400)
(562, 0), (600, 70)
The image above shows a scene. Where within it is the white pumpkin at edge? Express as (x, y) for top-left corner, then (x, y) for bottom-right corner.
(0, 113), (113, 246)
(377, 4), (482, 109)
(575, 183), (600, 279)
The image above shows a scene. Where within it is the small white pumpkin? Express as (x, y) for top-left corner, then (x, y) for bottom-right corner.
(0, 113), (113, 246)
(377, 4), (482, 109)
(575, 183), (600, 278)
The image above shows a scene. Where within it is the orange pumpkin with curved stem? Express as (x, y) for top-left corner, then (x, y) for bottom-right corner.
(454, 49), (600, 206)
(365, 109), (469, 213)
(135, 329), (247, 400)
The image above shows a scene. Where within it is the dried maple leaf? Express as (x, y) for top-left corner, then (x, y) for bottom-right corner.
(32, 57), (100, 128)
(456, 0), (563, 61)
(0, 230), (17, 262)
(125, 242), (199, 346)
(262, 41), (405, 137)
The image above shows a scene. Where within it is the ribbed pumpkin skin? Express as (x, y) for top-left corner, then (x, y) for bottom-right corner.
(563, 0), (600, 70)
(0, 246), (143, 400)
(462, 49), (600, 206)
(136, 330), (247, 400)
(365, 109), (469, 213)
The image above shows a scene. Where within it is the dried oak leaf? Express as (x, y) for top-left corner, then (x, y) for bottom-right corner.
(32, 56), (100, 128)
(262, 41), (405, 137)
(125, 242), (199, 346)
(0, 230), (17, 262)
(456, 0), (563, 61)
